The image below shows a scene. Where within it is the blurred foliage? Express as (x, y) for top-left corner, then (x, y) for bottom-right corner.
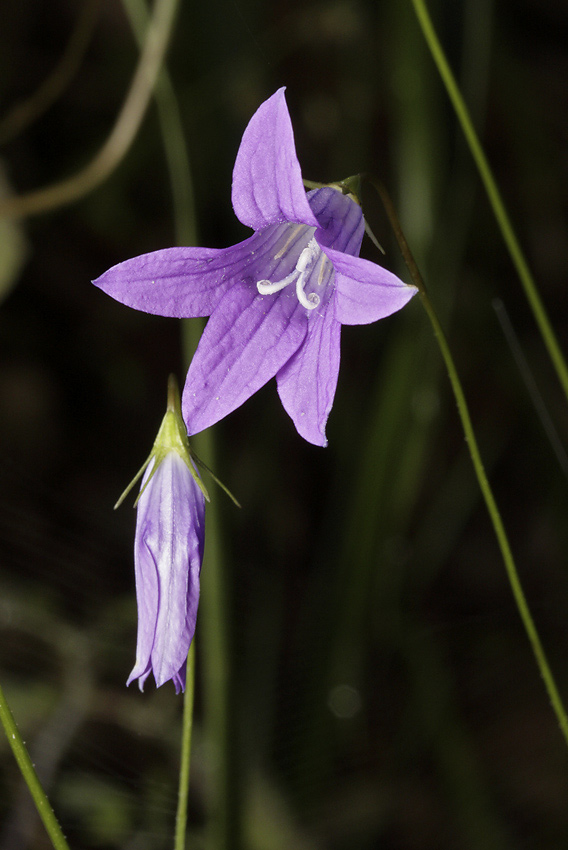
(1, 0), (568, 848)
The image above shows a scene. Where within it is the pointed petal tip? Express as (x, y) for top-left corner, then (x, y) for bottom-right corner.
(232, 88), (318, 231)
(293, 420), (329, 448)
(277, 303), (340, 448)
(127, 668), (150, 692)
(172, 672), (186, 694)
(152, 662), (186, 693)
(330, 249), (418, 326)
(289, 412), (329, 447)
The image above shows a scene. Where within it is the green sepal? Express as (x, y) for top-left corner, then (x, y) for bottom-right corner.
(114, 375), (210, 510)
(114, 451), (154, 509)
(303, 174), (361, 205)
(192, 453), (241, 508)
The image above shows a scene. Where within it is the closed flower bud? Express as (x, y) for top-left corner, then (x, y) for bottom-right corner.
(119, 376), (206, 693)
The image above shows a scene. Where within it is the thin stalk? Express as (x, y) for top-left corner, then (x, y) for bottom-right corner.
(126, 4), (210, 841)
(0, 682), (72, 850)
(183, 321), (240, 850)
(121, 0), (196, 246)
(0, 0), (100, 145)
(134, 4), (237, 835)
(0, 0), (180, 220)
(410, 0), (568, 404)
(174, 640), (196, 850)
(372, 177), (568, 748)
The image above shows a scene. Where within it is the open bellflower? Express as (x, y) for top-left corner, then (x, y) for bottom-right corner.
(94, 88), (417, 446)
(121, 377), (206, 693)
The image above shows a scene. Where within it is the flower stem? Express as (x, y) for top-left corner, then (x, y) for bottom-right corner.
(0, 0), (100, 146)
(409, 0), (568, 404)
(0, 681), (72, 850)
(183, 321), (241, 850)
(0, 0), (180, 220)
(174, 640), (196, 850)
(121, 0), (197, 247)
(372, 177), (568, 748)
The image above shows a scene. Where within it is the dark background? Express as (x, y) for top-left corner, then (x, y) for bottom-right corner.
(1, 0), (568, 848)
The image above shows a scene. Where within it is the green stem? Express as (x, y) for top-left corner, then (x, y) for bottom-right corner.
(373, 178), (568, 748)
(0, 681), (72, 850)
(174, 640), (196, 850)
(409, 0), (568, 404)
(125, 3), (216, 841)
(129, 0), (235, 833)
(183, 321), (239, 850)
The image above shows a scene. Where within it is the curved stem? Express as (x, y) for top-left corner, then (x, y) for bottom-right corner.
(174, 640), (196, 850)
(409, 0), (568, 404)
(0, 0), (180, 220)
(372, 177), (568, 748)
(0, 0), (100, 146)
(121, 0), (197, 247)
(0, 681), (72, 850)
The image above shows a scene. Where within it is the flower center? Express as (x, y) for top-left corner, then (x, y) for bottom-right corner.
(257, 236), (328, 311)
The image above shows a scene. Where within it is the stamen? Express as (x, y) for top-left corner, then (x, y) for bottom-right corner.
(274, 224), (305, 259)
(296, 238), (320, 273)
(317, 253), (326, 287)
(256, 236), (322, 310)
(296, 272), (320, 310)
(296, 239), (321, 309)
(257, 269), (298, 295)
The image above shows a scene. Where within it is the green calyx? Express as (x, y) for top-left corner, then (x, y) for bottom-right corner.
(114, 375), (240, 510)
(114, 375), (209, 509)
(303, 174), (362, 206)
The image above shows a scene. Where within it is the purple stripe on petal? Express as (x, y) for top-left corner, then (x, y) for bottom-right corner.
(183, 281), (308, 435)
(127, 459), (160, 689)
(93, 244), (255, 319)
(276, 303), (341, 447)
(232, 88), (318, 232)
(127, 453), (205, 692)
(329, 248), (418, 326)
(309, 187), (364, 256)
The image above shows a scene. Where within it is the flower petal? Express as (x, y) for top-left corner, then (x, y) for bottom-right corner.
(127, 461), (159, 690)
(231, 88), (318, 231)
(276, 304), (341, 447)
(309, 187), (364, 256)
(93, 244), (254, 318)
(151, 457), (204, 689)
(328, 248), (418, 325)
(127, 454), (205, 692)
(183, 281), (308, 435)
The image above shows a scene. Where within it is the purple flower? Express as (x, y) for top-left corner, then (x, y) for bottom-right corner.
(94, 88), (417, 446)
(124, 379), (206, 693)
